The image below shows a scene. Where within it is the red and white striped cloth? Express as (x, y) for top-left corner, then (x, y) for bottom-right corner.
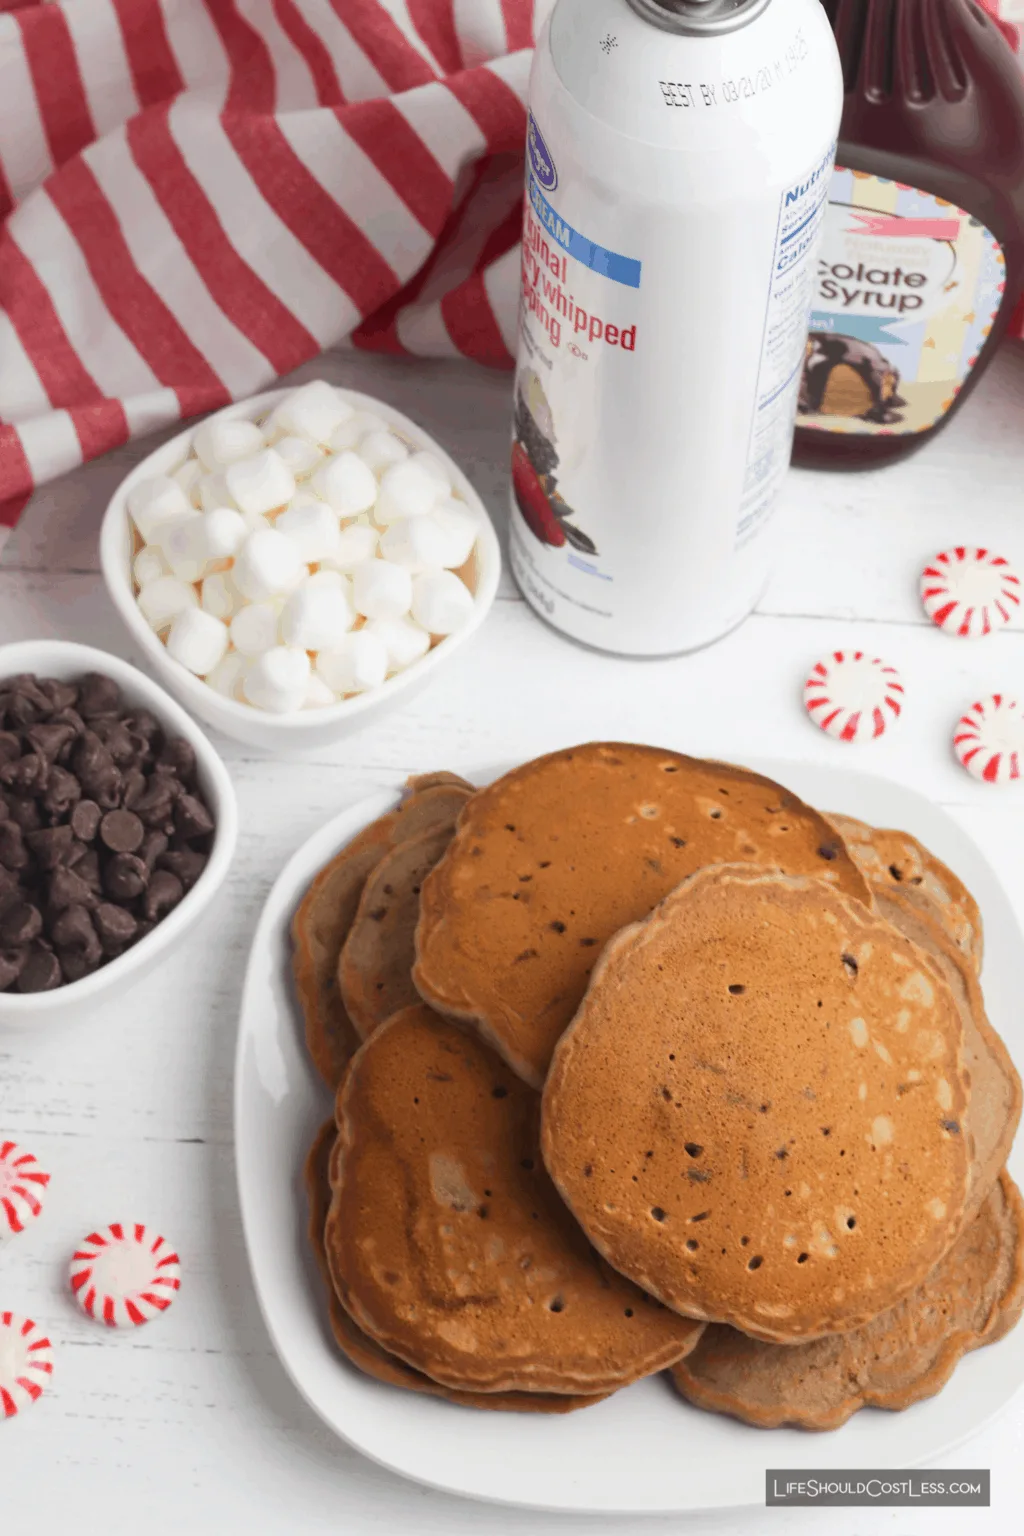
(0, 0), (1020, 552)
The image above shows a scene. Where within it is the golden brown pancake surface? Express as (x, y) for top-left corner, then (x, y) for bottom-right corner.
(542, 865), (971, 1344)
(414, 745), (872, 1086)
(303, 1122), (606, 1413)
(671, 1171), (1024, 1430)
(324, 1004), (703, 1394)
(292, 776), (472, 1088)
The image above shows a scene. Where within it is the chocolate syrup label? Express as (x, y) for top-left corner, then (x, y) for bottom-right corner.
(799, 170), (1007, 436)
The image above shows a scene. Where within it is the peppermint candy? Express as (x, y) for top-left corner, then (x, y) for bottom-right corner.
(0, 1314), (53, 1419)
(920, 547), (1020, 639)
(804, 651), (904, 743)
(953, 695), (1024, 784)
(0, 1141), (50, 1237)
(70, 1223), (181, 1328)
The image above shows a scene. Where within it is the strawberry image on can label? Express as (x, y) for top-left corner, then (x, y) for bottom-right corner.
(511, 372), (597, 556)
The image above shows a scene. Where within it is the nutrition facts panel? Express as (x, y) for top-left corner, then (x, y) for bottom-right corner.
(739, 147), (834, 546)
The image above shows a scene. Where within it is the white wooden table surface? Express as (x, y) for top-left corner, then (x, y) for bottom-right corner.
(2, 345), (1023, 1536)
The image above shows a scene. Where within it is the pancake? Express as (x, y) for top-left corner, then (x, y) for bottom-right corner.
(303, 1122), (606, 1414)
(671, 1170), (1024, 1430)
(829, 814), (982, 970)
(874, 888), (1020, 1222)
(339, 827), (454, 1041)
(292, 775), (472, 1088)
(414, 745), (872, 1087)
(324, 1004), (703, 1394)
(542, 865), (971, 1344)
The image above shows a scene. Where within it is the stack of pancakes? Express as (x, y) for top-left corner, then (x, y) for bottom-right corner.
(293, 744), (1023, 1429)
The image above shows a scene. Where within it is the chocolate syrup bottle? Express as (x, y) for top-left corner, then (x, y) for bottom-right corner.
(793, 0), (1024, 469)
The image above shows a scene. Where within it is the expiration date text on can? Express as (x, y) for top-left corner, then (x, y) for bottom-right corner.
(721, 68), (774, 103)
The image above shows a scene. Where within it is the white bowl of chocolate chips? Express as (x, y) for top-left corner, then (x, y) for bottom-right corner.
(0, 640), (238, 1029)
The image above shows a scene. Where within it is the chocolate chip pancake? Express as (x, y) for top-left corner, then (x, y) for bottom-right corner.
(414, 745), (872, 1086)
(293, 775), (472, 1088)
(324, 1004), (703, 1394)
(828, 814), (982, 970)
(874, 887), (1020, 1223)
(671, 1170), (1024, 1430)
(339, 827), (454, 1041)
(303, 1122), (606, 1414)
(542, 865), (971, 1344)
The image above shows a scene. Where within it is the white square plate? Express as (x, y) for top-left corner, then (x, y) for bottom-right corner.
(234, 757), (1024, 1514)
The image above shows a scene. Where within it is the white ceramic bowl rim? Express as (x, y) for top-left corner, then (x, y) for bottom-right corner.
(0, 640), (238, 1013)
(100, 386), (502, 733)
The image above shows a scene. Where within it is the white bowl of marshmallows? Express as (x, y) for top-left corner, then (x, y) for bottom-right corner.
(100, 382), (500, 752)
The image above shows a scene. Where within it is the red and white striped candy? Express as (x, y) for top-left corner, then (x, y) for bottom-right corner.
(804, 652), (904, 742)
(0, 1140), (50, 1237)
(0, 1314), (53, 1419)
(920, 547), (1021, 638)
(953, 695), (1024, 784)
(69, 1224), (181, 1328)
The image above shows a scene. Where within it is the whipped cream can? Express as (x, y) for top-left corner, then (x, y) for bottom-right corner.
(511, 0), (842, 655)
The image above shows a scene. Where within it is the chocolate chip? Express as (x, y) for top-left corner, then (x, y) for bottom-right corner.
(122, 709), (162, 742)
(48, 866), (98, 914)
(41, 764), (82, 818)
(25, 825), (74, 870)
(157, 738), (196, 784)
(0, 947), (27, 990)
(58, 948), (102, 984)
(70, 799), (102, 842)
(93, 720), (138, 766)
(139, 832), (168, 871)
(27, 722), (78, 762)
(175, 793), (214, 841)
(52, 904), (102, 965)
(40, 680), (79, 714)
(121, 769), (147, 809)
(16, 945), (62, 992)
(75, 850), (103, 894)
(156, 849), (207, 890)
(0, 901), (43, 947)
(48, 706), (85, 743)
(77, 673), (122, 718)
(143, 870), (184, 922)
(104, 853), (149, 901)
(0, 821), (29, 871)
(99, 809), (144, 855)
(1, 752), (49, 795)
(93, 903), (138, 954)
(4, 795), (41, 832)
(73, 731), (121, 807)
(132, 784), (174, 828)
(0, 732), (21, 765)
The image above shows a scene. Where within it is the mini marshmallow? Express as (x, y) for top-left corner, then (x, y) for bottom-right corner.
(380, 514), (452, 573)
(409, 451), (451, 498)
(328, 410), (388, 453)
(133, 547), (167, 588)
(201, 572), (240, 621)
(240, 509), (272, 536)
(226, 449), (296, 518)
(359, 430), (409, 477)
(157, 514), (210, 583)
(274, 435), (324, 479)
(269, 381), (353, 445)
(165, 607), (229, 677)
(204, 505), (247, 560)
(374, 459), (442, 525)
(303, 674), (339, 710)
(206, 651), (248, 701)
(431, 500), (479, 570)
(128, 476), (193, 542)
(233, 528), (305, 602)
(173, 459), (204, 505)
(365, 616), (431, 672)
(230, 602), (281, 657)
(198, 473), (238, 514)
(137, 575), (198, 632)
(243, 647), (311, 713)
(193, 417), (265, 471)
(312, 451), (378, 517)
(412, 571), (474, 635)
(316, 631), (389, 694)
(304, 569), (347, 591)
(275, 500), (342, 563)
(352, 558), (413, 621)
(319, 523), (379, 572)
(280, 584), (355, 652)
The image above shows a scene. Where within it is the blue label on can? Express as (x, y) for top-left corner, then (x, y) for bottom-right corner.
(528, 177), (642, 289)
(528, 112), (558, 192)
